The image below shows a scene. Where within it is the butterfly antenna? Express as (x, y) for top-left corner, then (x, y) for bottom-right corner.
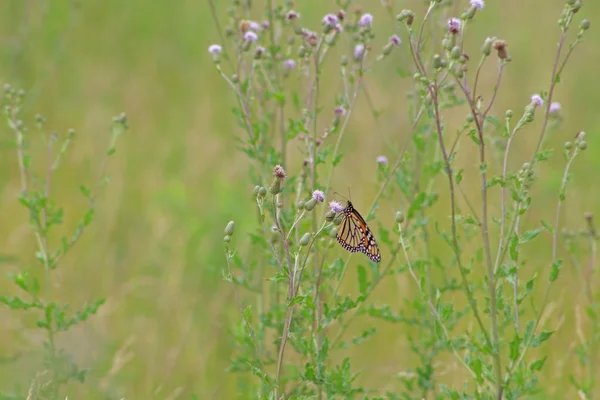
(333, 191), (349, 202)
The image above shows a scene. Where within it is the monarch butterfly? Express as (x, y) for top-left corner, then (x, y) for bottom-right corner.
(335, 201), (381, 263)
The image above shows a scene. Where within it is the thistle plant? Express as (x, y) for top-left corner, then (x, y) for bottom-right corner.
(211, 0), (593, 398)
(1, 85), (126, 398)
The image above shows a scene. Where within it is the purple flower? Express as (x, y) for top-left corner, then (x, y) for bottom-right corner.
(249, 21), (261, 32)
(448, 18), (462, 34)
(244, 31), (258, 42)
(334, 106), (346, 116)
(330, 201), (344, 214)
(286, 10), (299, 20)
(312, 190), (325, 203)
(470, 0), (485, 9)
(261, 20), (270, 30)
(335, 23), (344, 33)
(389, 34), (401, 46)
(376, 155), (388, 166)
(359, 13), (373, 28)
(208, 44), (222, 54)
(283, 59), (296, 70)
(323, 14), (338, 27)
(254, 46), (266, 58)
(549, 102), (561, 113)
(353, 43), (365, 60)
(531, 94), (543, 107)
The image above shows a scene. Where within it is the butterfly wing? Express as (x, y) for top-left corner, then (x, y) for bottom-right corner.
(336, 201), (381, 263)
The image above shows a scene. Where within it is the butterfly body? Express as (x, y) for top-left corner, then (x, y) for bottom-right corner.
(336, 201), (381, 263)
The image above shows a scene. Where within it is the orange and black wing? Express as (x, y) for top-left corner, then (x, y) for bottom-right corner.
(336, 201), (381, 263)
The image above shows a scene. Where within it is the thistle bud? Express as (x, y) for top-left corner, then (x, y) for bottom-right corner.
(224, 235), (231, 243)
(450, 46), (461, 60)
(481, 37), (494, 56)
(329, 227), (338, 238)
(304, 198), (317, 211)
(580, 19), (590, 31)
(224, 221), (235, 236)
(433, 54), (443, 69)
(325, 210), (336, 221)
(269, 179), (282, 195)
(395, 211), (405, 224)
(258, 187), (267, 197)
(299, 232), (311, 246)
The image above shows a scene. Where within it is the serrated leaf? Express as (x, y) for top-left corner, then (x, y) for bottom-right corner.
(332, 153), (344, 166)
(530, 356), (547, 372)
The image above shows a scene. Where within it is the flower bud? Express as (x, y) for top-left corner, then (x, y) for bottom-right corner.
(304, 198), (317, 211)
(224, 235), (231, 243)
(578, 141), (587, 150)
(333, 215), (343, 226)
(450, 46), (461, 60)
(580, 19), (590, 30)
(269, 179), (282, 195)
(505, 110), (513, 119)
(564, 141), (573, 150)
(325, 210), (336, 221)
(297, 200), (305, 210)
(482, 37), (494, 56)
(299, 232), (311, 246)
(395, 211), (405, 224)
(433, 54), (443, 69)
(329, 227), (338, 238)
(396, 10), (414, 25)
(258, 187), (267, 197)
(253, 185), (261, 196)
(224, 221), (235, 236)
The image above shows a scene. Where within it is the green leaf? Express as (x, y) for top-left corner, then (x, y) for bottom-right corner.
(531, 330), (554, 347)
(530, 356), (547, 372)
(549, 259), (563, 282)
(407, 192), (427, 219)
(541, 220), (554, 233)
(80, 185), (91, 199)
(332, 153), (344, 166)
(519, 228), (543, 244)
(509, 332), (521, 361)
(357, 265), (368, 295)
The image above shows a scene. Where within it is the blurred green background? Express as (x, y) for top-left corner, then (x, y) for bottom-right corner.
(0, 0), (599, 398)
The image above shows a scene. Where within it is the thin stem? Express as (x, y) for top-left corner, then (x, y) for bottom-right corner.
(321, 55), (367, 219)
(428, 82), (493, 350)
(456, 73), (503, 398)
(273, 192), (299, 398)
(399, 222), (478, 380)
(504, 147), (580, 384)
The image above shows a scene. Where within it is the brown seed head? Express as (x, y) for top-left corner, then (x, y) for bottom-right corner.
(493, 40), (508, 59)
